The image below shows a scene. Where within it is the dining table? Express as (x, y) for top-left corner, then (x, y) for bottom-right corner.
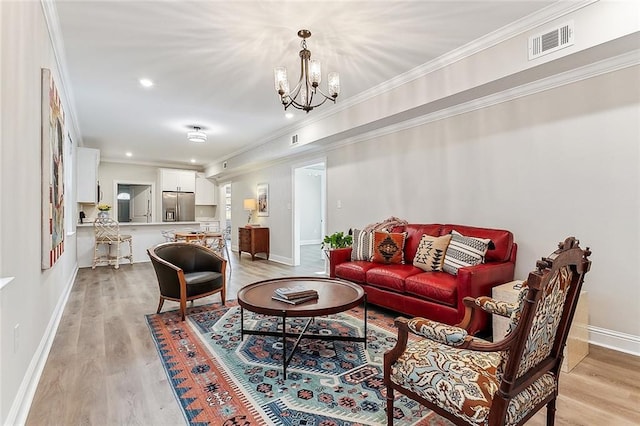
(173, 231), (222, 242)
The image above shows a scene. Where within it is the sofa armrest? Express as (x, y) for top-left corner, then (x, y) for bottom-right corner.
(328, 247), (352, 278)
(457, 261), (516, 299)
(456, 261), (516, 334)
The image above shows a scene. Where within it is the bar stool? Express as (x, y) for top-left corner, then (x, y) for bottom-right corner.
(92, 218), (133, 269)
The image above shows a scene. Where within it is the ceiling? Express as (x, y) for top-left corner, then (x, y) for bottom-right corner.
(53, 1), (557, 169)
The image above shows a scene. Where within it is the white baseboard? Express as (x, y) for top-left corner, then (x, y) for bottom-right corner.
(588, 325), (640, 356)
(6, 264), (78, 426)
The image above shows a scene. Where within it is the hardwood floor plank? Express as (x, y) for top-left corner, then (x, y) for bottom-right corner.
(25, 245), (640, 425)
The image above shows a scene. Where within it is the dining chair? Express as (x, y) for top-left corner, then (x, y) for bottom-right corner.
(92, 218), (133, 269)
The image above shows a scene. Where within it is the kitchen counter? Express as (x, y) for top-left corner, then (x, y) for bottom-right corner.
(77, 221), (201, 227)
(76, 221), (204, 268)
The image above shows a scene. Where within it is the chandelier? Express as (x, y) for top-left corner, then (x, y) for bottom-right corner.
(274, 29), (340, 113)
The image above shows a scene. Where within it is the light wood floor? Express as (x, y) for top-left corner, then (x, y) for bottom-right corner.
(26, 246), (640, 425)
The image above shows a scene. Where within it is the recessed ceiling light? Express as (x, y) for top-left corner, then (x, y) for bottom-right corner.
(285, 112), (294, 119)
(190, 159), (196, 163)
(125, 152), (133, 157)
(139, 78), (154, 88)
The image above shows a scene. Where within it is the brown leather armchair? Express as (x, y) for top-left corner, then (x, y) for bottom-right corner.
(148, 242), (227, 320)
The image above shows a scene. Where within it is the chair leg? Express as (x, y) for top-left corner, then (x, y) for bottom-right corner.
(92, 242), (99, 269)
(157, 297), (165, 314)
(180, 297), (187, 321)
(114, 241), (120, 269)
(225, 244), (232, 271)
(546, 398), (557, 426)
(386, 386), (394, 425)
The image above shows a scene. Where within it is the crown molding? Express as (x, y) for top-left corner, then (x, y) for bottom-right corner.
(323, 49), (639, 155)
(100, 158), (203, 171)
(213, 0), (598, 170)
(40, 0), (83, 146)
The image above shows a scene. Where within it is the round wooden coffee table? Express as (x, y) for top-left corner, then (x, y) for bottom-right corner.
(237, 277), (367, 378)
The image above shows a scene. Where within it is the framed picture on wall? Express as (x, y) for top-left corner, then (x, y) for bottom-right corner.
(257, 183), (269, 217)
(41, 68), (66, 269)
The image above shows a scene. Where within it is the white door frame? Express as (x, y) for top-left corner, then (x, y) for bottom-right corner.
(291, 157), (327, 266)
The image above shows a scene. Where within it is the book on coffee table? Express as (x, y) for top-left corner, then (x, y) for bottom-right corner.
(274, 286), (318, 300)
(271, 293), (318, 305)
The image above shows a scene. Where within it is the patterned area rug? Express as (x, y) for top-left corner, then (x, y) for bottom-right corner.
(146, 301), (451, 425)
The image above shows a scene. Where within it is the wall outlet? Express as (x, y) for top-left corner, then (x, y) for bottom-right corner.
(337, 200), (342, 209)
(14, 323), (19, 353)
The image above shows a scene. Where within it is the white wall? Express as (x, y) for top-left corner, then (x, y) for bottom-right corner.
(0, 2), (80, 424)
(219, 2), (640, 355)
(93, 161), (159, 221)
(230, 163), (293, 264)
(234, 66), (639, 353)
(328, 66), (639, 345)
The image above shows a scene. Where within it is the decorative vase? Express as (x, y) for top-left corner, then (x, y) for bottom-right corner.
(98, 210), (109, 219)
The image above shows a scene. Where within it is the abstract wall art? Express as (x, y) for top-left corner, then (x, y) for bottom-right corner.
(41, 68), (65, 269)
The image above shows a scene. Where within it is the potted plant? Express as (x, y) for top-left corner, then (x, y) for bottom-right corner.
(97, 203), (111, 219)
(322, 231), (352, 258)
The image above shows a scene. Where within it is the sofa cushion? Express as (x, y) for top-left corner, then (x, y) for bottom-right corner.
(372, 231), (407, 264)
(413, 234), (452, 272)
(366, 264), (422, 293)
(441, 224), (513, 262)
(351, 229), (374, 261)
(443, 230), (491, 276)
(335, 261), (376, 283)
(403, 224), (443, 263)
(405, 272), (458, 307)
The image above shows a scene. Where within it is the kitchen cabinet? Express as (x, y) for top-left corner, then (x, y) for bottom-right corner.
(238, 227), (269, 261)
(195, 173), (217, 205)
(77, 147), (100, 203)
(160, 168), (196, 192)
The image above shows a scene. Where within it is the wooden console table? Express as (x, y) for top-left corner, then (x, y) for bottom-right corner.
(238, 227), (269, 260)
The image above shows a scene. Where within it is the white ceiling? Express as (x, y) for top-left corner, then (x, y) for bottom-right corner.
(53, 0), (557, 169)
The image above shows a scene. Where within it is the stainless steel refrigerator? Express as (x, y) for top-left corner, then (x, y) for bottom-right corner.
(162, 191), (195, 222)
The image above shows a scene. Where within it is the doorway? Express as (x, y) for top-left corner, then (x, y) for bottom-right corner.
(292, 160), (326, 271)
(115, 183), (153, 223)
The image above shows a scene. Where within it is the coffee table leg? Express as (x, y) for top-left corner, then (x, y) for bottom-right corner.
(364, 294), (368, 350)
(281, 310), (287, 378)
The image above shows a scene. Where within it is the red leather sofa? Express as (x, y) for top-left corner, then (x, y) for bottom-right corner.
(329, 224), (517, 335)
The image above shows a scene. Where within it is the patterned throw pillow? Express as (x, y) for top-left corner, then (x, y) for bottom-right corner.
(443, 230), (491, 275)
(371, 231), (408, 264)
(351, 229), (373, 261)
(413, 234), (452, 272)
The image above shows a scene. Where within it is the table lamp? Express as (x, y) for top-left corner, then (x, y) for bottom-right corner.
(243, 198), (257, 224)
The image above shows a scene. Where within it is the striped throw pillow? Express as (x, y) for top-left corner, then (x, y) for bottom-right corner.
(443, 230), (491, 275)
(351, 229), (373, 261)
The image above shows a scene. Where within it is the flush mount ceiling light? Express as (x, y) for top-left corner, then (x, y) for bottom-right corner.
(187, 126), (207, 143)
(274, 29), (340, 113)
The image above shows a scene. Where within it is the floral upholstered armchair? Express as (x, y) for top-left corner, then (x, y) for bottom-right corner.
(384, 237), (591, 426)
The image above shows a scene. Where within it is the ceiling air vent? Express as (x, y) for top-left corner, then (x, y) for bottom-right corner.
(528, 21), (574, 60)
